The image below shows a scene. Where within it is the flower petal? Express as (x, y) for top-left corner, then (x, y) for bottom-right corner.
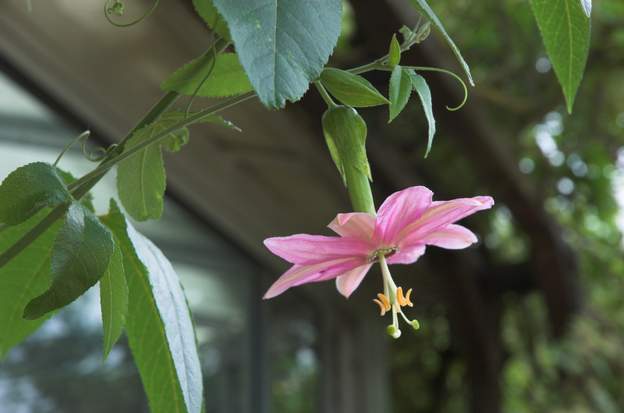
(264, 234), (371, 265)
(422, 224), (478, 249)
(374, 186), (433, 244)
(387, 244), (426, 265)
(335, 263), (373, 298)
(263, 257), (363, 299)
(398, 196), (494, 245)
(328, 212), (376, 240)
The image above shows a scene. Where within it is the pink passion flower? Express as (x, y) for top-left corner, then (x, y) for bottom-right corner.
(263, 186), (494, 338)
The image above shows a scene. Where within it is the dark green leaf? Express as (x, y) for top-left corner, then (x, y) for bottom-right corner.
(389, 66), (413, 122)
(320, 68), (390, 107)
(388, 34), (402, 68)
(0, 162), (71, 226)
(100, 243), (128, 359)
(212, 0), (342, 108)
(161, 53), (252, 98)
(117, 111), (234, 222)
(530, 0), (590, 113)
(0, 212), (61, 358)
(408, 0), (474, 86)
(408, 70), (436, 157)
(322, 106), (374, 213)
(23, 203), (114, 319)
(102, 200), (203, 413)
(192, 0), (230, 40)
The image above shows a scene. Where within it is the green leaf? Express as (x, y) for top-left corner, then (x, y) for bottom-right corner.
(24, 203), (114, 320)
(117, 111), (233, 222)
(529, 0), (590, 113)
(102, 200), (203, 413)
(192, 0), (230, 40)
(408, 0), (474, 86)
(407, 70), (437, 157)
(388, 66), (413, 122)
(322, 106), (374, 213)
(212, 0), (342, 108)
(388, 34), (402, 68)
(0, 162), (71, 226)
(320, 68), (390, 107)
(161, 53), (252, 98)
(580, 0), (591, 17)
(0, 212), (61, 358)
(56, 168), (95, 212)
(100, 243), (128, 359)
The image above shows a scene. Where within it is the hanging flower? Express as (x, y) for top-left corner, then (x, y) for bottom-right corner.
(263, 186), (494, 338)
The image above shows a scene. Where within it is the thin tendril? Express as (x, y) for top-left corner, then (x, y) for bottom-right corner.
(104, 0), (160, 28)
(405, 66), (469, 111)
(185, 46), (218, 118)
(53, 130), (91, 167)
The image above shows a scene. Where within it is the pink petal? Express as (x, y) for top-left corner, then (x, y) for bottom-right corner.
(263, 257), (364, 299)
(422, 224), (478, 249)
(328, 212), (376, 240)
(264, 234), (371, 265)
(386, 244), (426, 265)
(374, 186), (433, 244)
(398, 196), (494, 245)
(335, 263), (373, 298)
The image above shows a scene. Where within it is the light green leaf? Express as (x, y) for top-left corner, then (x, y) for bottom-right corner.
(24, 203), (114, 320)
(322, 106), (374, 213)
(212, 0), (342, 108)
(408, 0), (474, 86)
(100, 243), (128, 359)
(102, 200), (203, 413)
(0, 212), (61, 358)
(408, 70), (436, 157)
(0, 162), (71, 226)
(192, 0), (230, 40)
(388, 34), (402, 68)
(117, 111), (234, 222)
(530, 0), (590, 113)
(320, 68), (390, 107)
(161, 53), (252, 98)
(388, 66), (413, 122)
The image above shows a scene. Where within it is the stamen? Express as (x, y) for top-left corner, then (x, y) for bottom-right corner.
(373, 299), (387, 316)
(397, 287), (414, 307)
(372, 293), (391, 316)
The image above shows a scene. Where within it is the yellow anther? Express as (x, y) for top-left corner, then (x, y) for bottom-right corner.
(373, 293), (391, 316)
(397, 287), (414, 307)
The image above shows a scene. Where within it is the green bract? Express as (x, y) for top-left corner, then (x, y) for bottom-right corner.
(388, 34), (402, 68)
(321, 68), (390, 107)
(407, 70), (436, 157)
(23, 203), (114, 320)
(0, 162), (71, 226)
(530, 0), (590, 113)
(192, 0), (230, 40)
(162, 53), (252, 98)
(389, 66), (413, 122)
(102, 200), (203, 413)
(100, 243), (128, 359)
(212, 0), (342, 108)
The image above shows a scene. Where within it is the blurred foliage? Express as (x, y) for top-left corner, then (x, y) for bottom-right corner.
(368, 0), (624, 411)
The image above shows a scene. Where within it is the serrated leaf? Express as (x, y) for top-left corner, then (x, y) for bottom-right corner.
(192, 0), (230, 40)
(161, 53), (252, 98)
(388, 66), (412, 122)
(0, 162), (71, 226)
(117, 111), (233, 222)
(580, 0), (591, 17)
(530, 0), (590, 113)
(408, 0), (474, 86)
(407, 70), (436, 157)
(322, 106), (374, 213)
(24, 203), (114, 319)
(102, 200), (203, 413)
(0, 212), (61, 358)
(320, 68), (390, 107)
(388, 34), (402, 68)
(100, 243), (128, 359)
(212, 0), (342, 108)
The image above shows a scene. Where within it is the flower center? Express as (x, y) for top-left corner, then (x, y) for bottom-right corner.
(368, 246), (397, 263)
(373, 253), (420, 339)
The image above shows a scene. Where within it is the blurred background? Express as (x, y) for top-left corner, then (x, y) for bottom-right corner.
(0, 0), (623, 412)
